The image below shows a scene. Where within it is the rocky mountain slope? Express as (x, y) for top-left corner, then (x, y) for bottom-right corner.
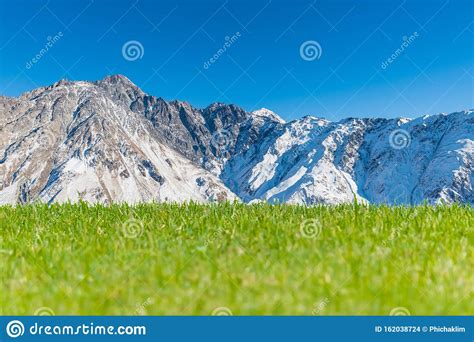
(0, 76), (235, 204)
(0, 75), (472, 205)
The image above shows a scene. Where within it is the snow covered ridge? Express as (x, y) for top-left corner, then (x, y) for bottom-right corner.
(0, 75), (472, 205)
(252, 108), (285, 124)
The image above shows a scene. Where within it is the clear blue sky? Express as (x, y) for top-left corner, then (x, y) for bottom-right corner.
(0, 0), (472, 121)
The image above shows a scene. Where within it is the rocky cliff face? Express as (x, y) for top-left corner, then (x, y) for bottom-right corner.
(0, 76), (236, 204)
(0, 75), (472, 205)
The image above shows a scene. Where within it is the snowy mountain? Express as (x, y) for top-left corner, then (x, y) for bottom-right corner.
(0, 76), (235, 204)
(0, 75), (472, 205)
(224, 113), (474, 205)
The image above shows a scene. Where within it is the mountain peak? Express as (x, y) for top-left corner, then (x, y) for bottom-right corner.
(252, 108), (285, 124)
(100, 74), (136, 87)
(205, 102), (231, 111)
(47, 79), (73, 89)
(95, 74), (145, 104)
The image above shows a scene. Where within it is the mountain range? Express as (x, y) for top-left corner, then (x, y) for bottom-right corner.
(0, 75), (472, 205)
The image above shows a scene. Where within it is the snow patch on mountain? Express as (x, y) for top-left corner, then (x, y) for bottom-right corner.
(252, 108), (285, 124)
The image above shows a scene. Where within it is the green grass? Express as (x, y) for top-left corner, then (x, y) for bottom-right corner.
(1, 202), (473, 315)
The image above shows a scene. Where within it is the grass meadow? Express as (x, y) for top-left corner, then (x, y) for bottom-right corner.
(0, 202), (473, 315)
